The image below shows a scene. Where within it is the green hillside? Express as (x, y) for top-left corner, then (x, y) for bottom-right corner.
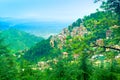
(0, 0), (120, 80)
(22, 5), (120, 80)
(24, 11), (119, 62)
(0, 28), (43, 53)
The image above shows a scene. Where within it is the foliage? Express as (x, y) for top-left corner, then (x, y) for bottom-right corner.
(0, 34), (18, 80)
(0, 0), (120, 80)
(68, 18), (82, 32)
(0, 28), (43, 53)
(24, 38), (61, 63)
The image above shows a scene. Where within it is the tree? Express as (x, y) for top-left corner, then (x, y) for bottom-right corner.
(95, 0), (120, 39)
(64, 36), (93, 80)
(0, 34), (19, 80)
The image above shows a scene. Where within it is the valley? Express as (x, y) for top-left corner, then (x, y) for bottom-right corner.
(0, 18), (70, 38)
(0, 0), (120, 80)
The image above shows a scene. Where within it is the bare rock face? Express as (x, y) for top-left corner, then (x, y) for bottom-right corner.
(50, 23), (88, 49)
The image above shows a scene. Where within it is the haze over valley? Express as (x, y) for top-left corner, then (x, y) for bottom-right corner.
(0, 18), (70, 38)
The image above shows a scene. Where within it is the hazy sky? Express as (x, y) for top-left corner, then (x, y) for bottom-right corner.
(0, 0), (101, 21)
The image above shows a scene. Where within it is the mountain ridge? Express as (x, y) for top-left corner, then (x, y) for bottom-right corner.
(0, 28), (44, 53)
(0, 18), (71, 38)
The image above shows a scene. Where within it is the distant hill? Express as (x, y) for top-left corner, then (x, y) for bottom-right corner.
(0, 28), (43, 53)
(0, 18), (70, 38)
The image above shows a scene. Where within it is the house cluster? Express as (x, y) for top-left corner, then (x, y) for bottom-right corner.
(71, 25), (87, 37)
(96, 39), (104, 46)
(106, 30), (112, 39)
(50, 23), (88, 49)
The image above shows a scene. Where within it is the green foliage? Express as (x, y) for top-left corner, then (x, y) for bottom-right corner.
(68, 18), (82, 32)
(0, 35), (18, 80)
(1, 1), (120, 79)
(24, 38), (61, 62)
(0, 38), (9, 55)
(100, 0), (120, 14)
(0, 28), (43, 53)
(83, 11), (118, 39)
(0, 55), (19, 80)
(96, 0), (120, 40)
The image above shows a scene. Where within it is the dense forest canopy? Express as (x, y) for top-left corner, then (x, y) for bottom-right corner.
(0, 28), (43, 53)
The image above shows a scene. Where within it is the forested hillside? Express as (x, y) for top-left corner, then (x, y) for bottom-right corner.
(25, 11), (119, 62)
(0, 28), (43, 53)
(0, 0), (120, 80)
